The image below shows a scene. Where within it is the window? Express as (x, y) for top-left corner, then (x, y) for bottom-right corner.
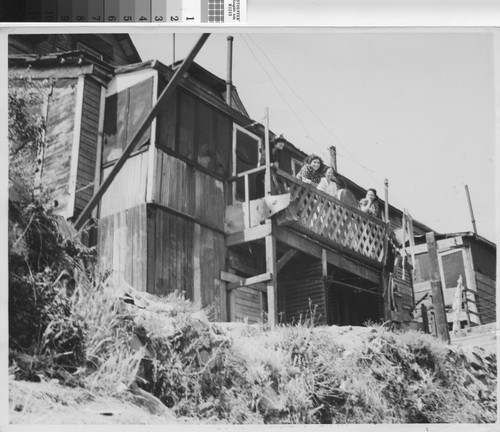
(102, 77), (153, 164)
(156, 89), (232, 177)
(439, 249), (468, 290)
(291, 157), (302, 176)
(233, 125), (261, 201)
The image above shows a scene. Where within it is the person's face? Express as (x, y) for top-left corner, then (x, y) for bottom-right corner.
(325, 168), (334, 180)
(275, 141), (285, 150)
(310, 159), (321, 171)
(366, 190), (375, 201)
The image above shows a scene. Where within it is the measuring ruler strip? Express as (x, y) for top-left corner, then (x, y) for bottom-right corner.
(20, 0), (245, 23)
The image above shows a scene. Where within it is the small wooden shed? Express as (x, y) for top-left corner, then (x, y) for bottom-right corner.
(411, 232), (496, 331)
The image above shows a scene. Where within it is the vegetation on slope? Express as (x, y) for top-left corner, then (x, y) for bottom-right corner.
(8, 214), (497, 424)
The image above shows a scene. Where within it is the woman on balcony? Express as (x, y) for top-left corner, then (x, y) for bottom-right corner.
(317, 166), (345, 196)
(359, 188), (381, 219)
(296, 154), (325, 186)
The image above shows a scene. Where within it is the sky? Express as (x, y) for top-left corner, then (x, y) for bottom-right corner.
(131, 30), (497, 243)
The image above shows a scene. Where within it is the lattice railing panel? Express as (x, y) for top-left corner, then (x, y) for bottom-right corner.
(273, 170), (387, 263)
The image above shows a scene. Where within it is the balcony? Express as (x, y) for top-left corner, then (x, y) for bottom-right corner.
(227, 166), (388, 268)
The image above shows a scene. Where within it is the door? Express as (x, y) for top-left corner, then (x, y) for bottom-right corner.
(232, 125), (261, 202)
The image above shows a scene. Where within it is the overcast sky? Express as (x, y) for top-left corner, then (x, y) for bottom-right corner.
(132, 30), (497, 242)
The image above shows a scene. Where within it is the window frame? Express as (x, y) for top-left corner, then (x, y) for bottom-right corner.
(291, 157), (302, 176)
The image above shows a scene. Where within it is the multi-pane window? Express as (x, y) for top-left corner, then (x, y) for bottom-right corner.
(157, 89), (232, 177)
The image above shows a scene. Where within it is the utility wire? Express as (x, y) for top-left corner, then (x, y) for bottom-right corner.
(241, 35), (329, 163)
(245, 34), (407, 210)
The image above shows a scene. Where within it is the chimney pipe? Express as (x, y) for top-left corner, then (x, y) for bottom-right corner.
(329, 146), (337, 172)
(226, 36), (234, 107)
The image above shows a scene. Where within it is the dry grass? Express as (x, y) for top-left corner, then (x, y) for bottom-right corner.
(10, 280), (497, 424)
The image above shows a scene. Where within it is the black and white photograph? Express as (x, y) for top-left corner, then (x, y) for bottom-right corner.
(3, 24), (498, 429)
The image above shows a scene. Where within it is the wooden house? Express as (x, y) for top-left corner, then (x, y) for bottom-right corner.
(9, 33), (444, 328)
(410, 232), (496, 332)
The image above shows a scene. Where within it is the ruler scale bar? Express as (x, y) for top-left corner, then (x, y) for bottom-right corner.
(135, 0), (151, 22)
(151, 0), (166, 22)
(88, 0), (104, 22)
(12, 0), (245, 22)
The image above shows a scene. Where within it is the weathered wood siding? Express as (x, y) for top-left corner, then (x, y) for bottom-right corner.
(147, 205), (194, 297)
(99, 151), (148, 218)
(229, 287), (263, 324)
(74, 77), (102, 214)
(152, 150), (225, 230)
(146, 205), (226, 315)
(391, 257), (415, 322)
(195, 224), (227, 309)
(280, 257), (327, 325)
(98, 203), (148, 291)
(469, 238), (496, 280)
(9, 34), (139, 66)
(42, 79), (78, 213)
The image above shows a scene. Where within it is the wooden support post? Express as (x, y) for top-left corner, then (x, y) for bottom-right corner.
(244, 173), (251, 228)
(421, 304), (429, 334)
(266, 229), (278, 326)
(322, 249), (329, 324)
(264, 108), (271, 196)
(218, 279), (228, 322)
(426, 232), (450, 344)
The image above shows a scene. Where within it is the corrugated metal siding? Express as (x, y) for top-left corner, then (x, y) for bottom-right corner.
(41, 79), (77, 213)
(75, 77), (102, 214)
(280, 258), (327, 325)
(99, 151), (148, 218)
(98, 203), (148, 291)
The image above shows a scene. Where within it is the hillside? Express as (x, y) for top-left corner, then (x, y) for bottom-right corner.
(6, 176), (497, 426)
(8, 280), (497, 425)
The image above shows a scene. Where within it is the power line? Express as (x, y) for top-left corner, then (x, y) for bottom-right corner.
(240, 35), (329, 162)
(245, 35), (407, 210)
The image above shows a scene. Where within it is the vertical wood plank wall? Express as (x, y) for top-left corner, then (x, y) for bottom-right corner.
(41, 79), (77, 213)
(98, 203), (148, 291)
(99, 151), (149, 218)
(146, 205), (226, 314)
(152, 150), (225, 230)
(74, 77), (102, 214)
(392, 257), (415, 322)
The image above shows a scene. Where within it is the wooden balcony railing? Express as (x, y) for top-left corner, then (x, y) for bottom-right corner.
(272, 169), (387, 264)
